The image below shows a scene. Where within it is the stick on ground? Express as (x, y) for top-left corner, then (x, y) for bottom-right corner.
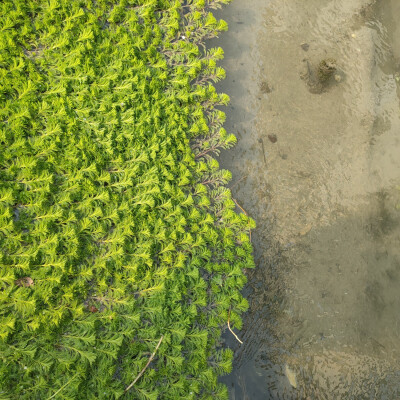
(227, 311), (243, 345)
(124, 335), (164, 394)
(230, 175), (248, 191)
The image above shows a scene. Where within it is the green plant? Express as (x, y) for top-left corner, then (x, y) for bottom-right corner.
(0, 0), (255, 398)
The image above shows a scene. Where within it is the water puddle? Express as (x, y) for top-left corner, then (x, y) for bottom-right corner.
(212, 0), (400, 398)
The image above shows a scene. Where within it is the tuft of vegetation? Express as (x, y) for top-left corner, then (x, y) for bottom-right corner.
(0, 0), (255, 399)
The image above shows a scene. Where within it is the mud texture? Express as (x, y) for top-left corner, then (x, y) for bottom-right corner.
(212, 0), (400, 398)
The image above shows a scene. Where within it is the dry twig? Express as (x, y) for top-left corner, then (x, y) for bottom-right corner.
(124, 335), (164, 394)
(229, 175), (248, 191)
(227, 310), (243, 345)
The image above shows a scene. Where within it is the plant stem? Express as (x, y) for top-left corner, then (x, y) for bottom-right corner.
(46, 373), (79, 400)
(233, 199), (252, 242)
(124, 335), (164, 394)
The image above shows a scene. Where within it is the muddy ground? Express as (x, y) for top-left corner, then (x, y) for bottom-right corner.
(212, 0), (400, 398)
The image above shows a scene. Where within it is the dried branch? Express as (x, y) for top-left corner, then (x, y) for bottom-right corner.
(124, 335), (164, 394)
(227, 310), (243, 345)
(229, 175), (248, 191)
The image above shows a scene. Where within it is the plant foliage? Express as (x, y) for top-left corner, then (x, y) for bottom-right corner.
(0, 0), (255, 398)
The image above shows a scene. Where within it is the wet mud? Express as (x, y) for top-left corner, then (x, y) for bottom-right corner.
(212, 0), (400, 398)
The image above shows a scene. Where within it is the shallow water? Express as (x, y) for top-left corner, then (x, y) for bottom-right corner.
(212, 0), (400, 398)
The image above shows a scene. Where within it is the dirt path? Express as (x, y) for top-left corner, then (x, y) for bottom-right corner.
(214, 0), (400, 398)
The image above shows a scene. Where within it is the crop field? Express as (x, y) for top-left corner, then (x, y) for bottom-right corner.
(0, 0), (255, 399)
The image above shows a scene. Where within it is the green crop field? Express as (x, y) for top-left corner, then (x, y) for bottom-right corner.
(0, 0), (255, 398)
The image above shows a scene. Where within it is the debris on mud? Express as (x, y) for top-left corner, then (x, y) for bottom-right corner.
(301, 58), (341, 94)
(258, 138), (267, 164)
(318, 58), (337, 82)
(280, 152), (288, 160)
(285, 364), (297, 388)
(268, 134), (278, 143)
(299, 224), (312, 236)
(259, 80), (272, 93)
(301, 42), (310, 51)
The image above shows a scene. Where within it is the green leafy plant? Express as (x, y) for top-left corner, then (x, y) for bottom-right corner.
(0, 0), (255, 399)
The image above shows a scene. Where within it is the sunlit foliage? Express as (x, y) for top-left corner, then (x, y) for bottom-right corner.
(0, 0), (255, 398)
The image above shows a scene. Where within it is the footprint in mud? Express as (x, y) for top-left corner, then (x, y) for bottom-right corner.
(301, 58), (342, 94)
